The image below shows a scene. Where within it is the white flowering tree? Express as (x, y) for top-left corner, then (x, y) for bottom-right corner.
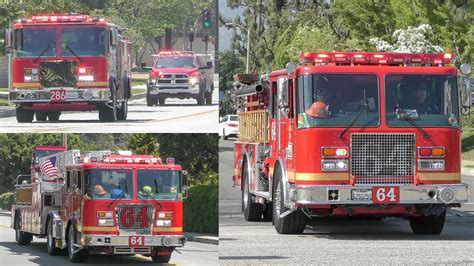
(369, 24), (443, 53)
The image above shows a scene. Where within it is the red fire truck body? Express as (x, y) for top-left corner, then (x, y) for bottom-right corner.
(11, 146), (187, 263)
(5, 14), (132, 122)
(233, 52), (471, 235)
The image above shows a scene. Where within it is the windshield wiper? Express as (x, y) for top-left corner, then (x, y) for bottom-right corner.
(392, 91), (429, 139)
(33, 43), (51, 63)
(65, 43), (83, 62)
(337, 103), (367, 139)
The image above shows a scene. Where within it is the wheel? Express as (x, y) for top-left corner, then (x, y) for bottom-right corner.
(68, 224), (88, 263)
(15, 213), (32, 245)
(146, 95), (157, 106)
(223, 129), (228, 140)
(273, 166), (307, 234)
(35, 111), (47, 121)
(262, 201), (273, 222)
(242, 161), (263, 221)
(98, 104), (116, 122)
(151, 254), (172, 263)
(117, 100), (128, 120)
(205, 91), (212, 105)
(158, 97), (165, 105)
(16, 106), (34, 123)
(47, 111), (60, 122)
(47, 218), (61, 255)
(409, 209), (446, 235)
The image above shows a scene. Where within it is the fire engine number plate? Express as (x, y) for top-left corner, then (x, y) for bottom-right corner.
(372, 186), (400, 204)
(351, 189), (372, 201)
(50, 90), (66, 102)
(128, 236), (145, 246)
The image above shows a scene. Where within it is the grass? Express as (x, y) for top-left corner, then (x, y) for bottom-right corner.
(0, 99), (10, 106)
(0, 88), (8, 92)
(462, 128), (474, 161)
(131, 79), (147, 87)
(132, 88), (146, 95)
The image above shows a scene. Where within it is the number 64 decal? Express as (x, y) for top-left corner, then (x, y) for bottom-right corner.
(372, 186), (400, 204)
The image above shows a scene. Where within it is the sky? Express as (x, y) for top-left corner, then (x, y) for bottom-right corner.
(219, 0), (243, 51)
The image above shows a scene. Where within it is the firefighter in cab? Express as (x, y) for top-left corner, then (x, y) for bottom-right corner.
(305, 89), (330, 117)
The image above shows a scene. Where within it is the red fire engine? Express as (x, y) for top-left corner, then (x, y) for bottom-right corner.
(232, 52), (471, 235)
(11, 145), (187, 263)
(4, 14), (132, 122)
(142, 51), (214, 106)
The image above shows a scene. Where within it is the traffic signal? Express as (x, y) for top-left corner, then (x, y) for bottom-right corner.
(202, 9), (211, 28)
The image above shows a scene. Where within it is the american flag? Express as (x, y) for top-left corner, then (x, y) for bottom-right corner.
(39, 157), (58, 177)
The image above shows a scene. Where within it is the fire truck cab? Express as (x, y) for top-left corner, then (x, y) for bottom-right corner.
(11, 146), (187, 263)
(233, 52), (471, 235)
(4, 14), (132, 123)
(142, 51), (214, 106)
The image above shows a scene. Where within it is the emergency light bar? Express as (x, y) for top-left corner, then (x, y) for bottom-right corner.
(102, 155), (162, 165)
(298, 52), (455, 66)
(19, 15), (104, 24)
(157, 51), (195, 56)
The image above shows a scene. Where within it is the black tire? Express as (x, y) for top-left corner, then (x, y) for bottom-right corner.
(262, 201), (273, 222)
(98, 104), (116, 122)
(146, 95), (157, 107)
(16, 106), (34, 123)
(35, 111), (47, 121)
(47, 111), (60, 122)
(205, 91), (212, 105)
(151, 254), (172, 263)
(409, 209), (446, 235)
(158, 97), (165, 105)
(15, 213), (32, 245)
(68, 224), (88, 263)
(117, 100), (128, 121)
(47, 218), (61, 255)
(273, 166), (307, 234)
(242, 161), (263, 221)
(223, 129), (228, 140)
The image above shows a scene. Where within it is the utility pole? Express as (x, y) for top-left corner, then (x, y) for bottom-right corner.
(61, 134), (67, 149)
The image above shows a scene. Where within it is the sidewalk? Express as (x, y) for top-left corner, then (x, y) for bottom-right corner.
(461, 159), (474, 176)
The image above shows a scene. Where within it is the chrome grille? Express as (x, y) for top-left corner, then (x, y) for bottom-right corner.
(116, 204), (154, 234)
(157, 74), (189, 85)
(350, 133), (415, 185)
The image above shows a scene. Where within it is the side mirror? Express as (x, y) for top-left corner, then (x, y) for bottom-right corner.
(110, 28), (118, 47)
(141, 62), (152, 70)
(207, 61), (213, 68)
(5, 29), (12, 54)
(277, 76), (289, 116)
(461, 77), (471, 114)
(181, 170), (188, 199)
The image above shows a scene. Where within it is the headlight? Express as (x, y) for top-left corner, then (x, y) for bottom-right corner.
(24, 68), (39, 83)
(98, 219), (114, 226)
(78, 75), (94, 82)
(97, 211), (113, 218)
(189, 77), (198, 85)
(156, 219), (172, 227)
(149, 78), (157, 84)
(418, 159), (444, 171)
(321, 160), (348, 171)
(158, 212), (173, 219)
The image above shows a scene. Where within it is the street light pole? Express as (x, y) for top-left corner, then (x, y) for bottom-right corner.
(225, 22), (250, 73)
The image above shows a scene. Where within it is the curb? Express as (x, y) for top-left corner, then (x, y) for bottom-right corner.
(185, 232), (218, 245)
(461, 167), (474, 177)
(131, 92), (146, 100)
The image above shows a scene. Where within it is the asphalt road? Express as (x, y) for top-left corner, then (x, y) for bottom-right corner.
(0, 83), (218, 134)
(219, 139), (474, 265)
(0, 214), (218, 265)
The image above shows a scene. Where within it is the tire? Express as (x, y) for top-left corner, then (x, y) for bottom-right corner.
(98, 104), (116, 122)
(273, 166), (307, 234)
(205, 91), (212, 105)
(151, 254), (172, 263)
(409, 209), (446, 235)
(68, 224), (88, 263)
(262, 201), (273, 222)
(47, 218), (61, 255)
(117, 100), (128, 121)
(35, 111), (47, 121)
(242, 161), (263, 221)
(15, 213), (32, 245)
(158, 97), (165, 105)
(47, 111), (60, 122)
(146, 95), (157, 106)
(223, 129), (228, 140)
(16, 106), (34, 123)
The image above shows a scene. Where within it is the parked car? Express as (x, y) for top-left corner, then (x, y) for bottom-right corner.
(219, 115), (239, 140)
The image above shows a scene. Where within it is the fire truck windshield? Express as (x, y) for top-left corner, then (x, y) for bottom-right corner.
(155, 57), (195, 68)
(385, 74), (460, 128)
(136, 169), (180, 200)
(60, 27), (106, 56)
(35, 150), (61, 158)
(14, 28), (57, 57)
(85, 169), (133, 199)
(297, 74), (379, 128)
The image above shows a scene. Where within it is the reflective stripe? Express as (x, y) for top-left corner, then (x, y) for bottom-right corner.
(153, 227), (182, 232)
(82, 226), (117, 232)
(13, 82), (40, 88)
(418, 173), (460, 181)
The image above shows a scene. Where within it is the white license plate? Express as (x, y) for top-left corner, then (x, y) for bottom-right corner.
(66, 91), (78, 99)
(351, 189), (372, 201)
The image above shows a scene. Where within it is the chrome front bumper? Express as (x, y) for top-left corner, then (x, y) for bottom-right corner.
(10, 88), (111, 103)
(148, 83), (200, 95)
(287, 183), (469, 206)
(83, 234), (186, 247)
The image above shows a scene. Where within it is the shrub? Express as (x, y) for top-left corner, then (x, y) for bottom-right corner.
(0, 192), (15, 211)
(183, 185), (218, 234)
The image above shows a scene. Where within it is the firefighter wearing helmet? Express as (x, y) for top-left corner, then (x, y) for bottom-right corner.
(305, 88), (329, 117)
